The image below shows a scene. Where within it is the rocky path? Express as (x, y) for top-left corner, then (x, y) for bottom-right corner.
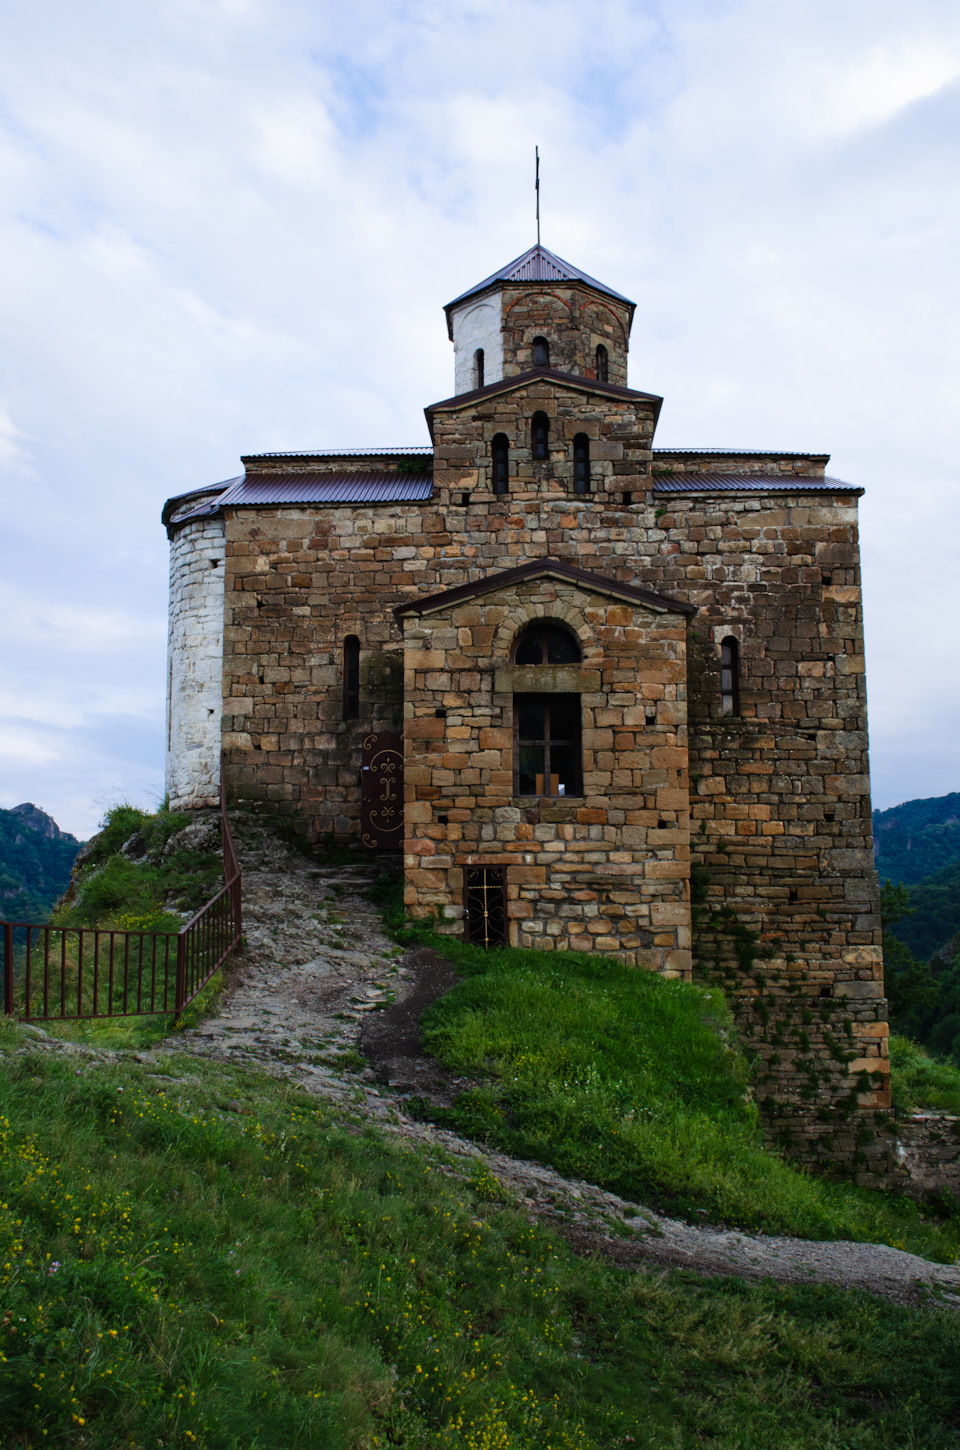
(17, 816), (960, 1309)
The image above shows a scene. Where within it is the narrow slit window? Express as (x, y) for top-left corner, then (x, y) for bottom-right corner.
(343, 635), (360, 720)
(474, 348), (484, 389)
(573, 434), (590, 494)
(532, 411), (550, 461)
(532, 336), (550, 367)
(491, 433), (509, 494)
(720, 636), (740, 717)
(595, 344), (608, 382)
(515, 693), (581, 797)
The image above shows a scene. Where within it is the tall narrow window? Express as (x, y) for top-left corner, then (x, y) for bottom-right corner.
(343, 635), (360, 720)
(474, 348), (484, 389)
(515, 694), (581, 797)
(595, 344), (609, 382)
(573, 434), (590, 495)
(532, 336), (550, 367)
(720, 637), (740, 717)
(532, 411), (550, 461)
(491, 434), (509, 494)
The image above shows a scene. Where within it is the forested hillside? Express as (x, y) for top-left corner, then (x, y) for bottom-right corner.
(0, 803), (82, 922)
(873, 791), (960, 885)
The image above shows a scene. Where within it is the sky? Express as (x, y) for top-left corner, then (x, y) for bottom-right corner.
(0, 0), (958, 839)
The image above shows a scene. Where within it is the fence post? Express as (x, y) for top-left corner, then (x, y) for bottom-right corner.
(174, 932), (186, 1017)
(3, 923), (13, 1016)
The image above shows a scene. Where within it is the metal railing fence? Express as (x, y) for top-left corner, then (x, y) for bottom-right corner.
(1, 759), (241, 1022)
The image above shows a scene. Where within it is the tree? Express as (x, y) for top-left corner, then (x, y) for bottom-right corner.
(880, 879), (940, 1027)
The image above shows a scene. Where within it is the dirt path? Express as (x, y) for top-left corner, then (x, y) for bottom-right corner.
(23, 817), (960, 1309)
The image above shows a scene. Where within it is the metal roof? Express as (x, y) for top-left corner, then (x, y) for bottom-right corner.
(652, 473), (859, 494)
(218, 471), (433, 507)
(424, 367), (663, 437)
(444, 244), (635, 327)
(653, 448), (829, 460)
(242, 446), (433, 462)
(395, 558), (695, 619)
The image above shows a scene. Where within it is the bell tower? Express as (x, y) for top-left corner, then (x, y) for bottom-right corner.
(444, 244), (636, 395)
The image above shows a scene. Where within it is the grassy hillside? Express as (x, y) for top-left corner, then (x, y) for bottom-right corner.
(401, 929), (960, 1263)
(5, 806), (960, 1444)
(873, 791), (960, 886)
(0, 804), (82, 923)
(2, 1030), (960, 1449)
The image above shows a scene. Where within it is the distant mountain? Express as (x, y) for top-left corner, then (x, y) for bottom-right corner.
(0, 804), (84, 923)
(873, 791), (960, 886)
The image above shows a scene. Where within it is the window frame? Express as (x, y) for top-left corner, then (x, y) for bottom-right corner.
(513, 692), (583, 798)
(491, 433), (509, 494)
(531, 411), (550, 462)
(343, 635), (361, 720)
(720, 636), (740, 717)
(573, 434), (590, 495)
(511, 622), (582, 666)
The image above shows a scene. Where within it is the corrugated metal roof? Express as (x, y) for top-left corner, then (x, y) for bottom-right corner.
(652, 473), (859, 494)
(653, 448), (829, 460)
(218, 471), (434, 506)
(243, 446), (433, 461)
(444, 244), (635, 318)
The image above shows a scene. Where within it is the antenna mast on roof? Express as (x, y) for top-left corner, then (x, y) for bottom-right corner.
(535, 146), (540, 246)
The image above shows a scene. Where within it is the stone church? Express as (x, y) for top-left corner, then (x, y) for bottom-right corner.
(163, 243), (891, 1171)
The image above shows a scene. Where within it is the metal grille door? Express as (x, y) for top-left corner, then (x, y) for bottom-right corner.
(361, 732), (404, 850)
(465, 867), (506, 948)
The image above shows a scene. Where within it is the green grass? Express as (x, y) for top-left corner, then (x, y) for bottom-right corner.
(1, 1025), (960, 1449)
(9, 803), (235, 1053)
(890, 1034), (960, 1116)
(402, 934), (960, 1263)
(52, 803), (222, 930)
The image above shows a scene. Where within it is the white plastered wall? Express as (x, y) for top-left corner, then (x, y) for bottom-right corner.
(451, 295), (503, 394)
(165, 517), (225, 809)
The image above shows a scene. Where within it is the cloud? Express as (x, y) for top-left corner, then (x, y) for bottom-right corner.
(0, 0), (957, 829)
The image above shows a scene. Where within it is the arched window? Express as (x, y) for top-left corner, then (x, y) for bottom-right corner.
(514, 623), (581, 665)
(343, 636), (360, 720)
(474, 348), (485, 389)
(532, 412), (550, 461)
(573, 434), (590, 495)
(595, 344), (608, 383)
(491, 434), (509, 494)
(532, 336), (549, 367)
(720, 637), (740, 716)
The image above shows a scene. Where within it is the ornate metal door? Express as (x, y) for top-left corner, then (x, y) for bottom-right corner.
(361, 732), (404, 850)
(465, 866), (506, 948)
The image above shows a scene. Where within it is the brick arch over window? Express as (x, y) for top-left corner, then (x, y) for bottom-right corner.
(577, 299), (630, 349)
(493, 599), (599, 664)
(511, 620), (582, 665)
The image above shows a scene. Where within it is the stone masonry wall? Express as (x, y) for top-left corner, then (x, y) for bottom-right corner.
(399, 574), (691, 969)
(215, 394), (887, 1172)
(499, 283), (632, 386)
(166, 515), (226, 810)
(645, 487), (890, 1178)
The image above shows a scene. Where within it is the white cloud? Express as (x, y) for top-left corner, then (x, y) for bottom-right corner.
(0, 0), (957, 828)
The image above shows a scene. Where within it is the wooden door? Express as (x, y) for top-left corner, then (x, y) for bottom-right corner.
(361, 732), (404, 850)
